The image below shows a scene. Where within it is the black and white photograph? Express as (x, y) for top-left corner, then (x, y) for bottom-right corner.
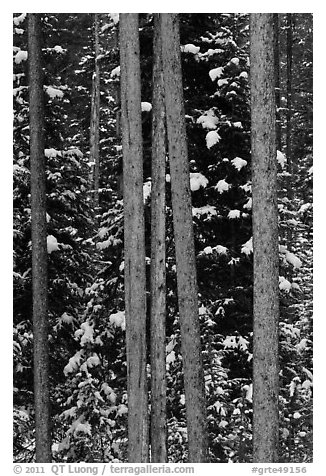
(11, 8), (316, 472)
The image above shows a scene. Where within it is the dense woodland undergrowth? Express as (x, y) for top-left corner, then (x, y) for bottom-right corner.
(13, 13), (312, 463)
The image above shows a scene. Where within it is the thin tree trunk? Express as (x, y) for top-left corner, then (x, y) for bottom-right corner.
(150, 14), (167, 463)
(273, 13), (282, 150)
(114, 24), (121, 141)
(28, 13), (52, 463)
(286, 13), (293, 196)
(110, 24), (123, 198)
(160, 13), (208, 463)
(89, 13), (100, 216)
(120, 13), (149, 463)
(250, 13), (280, 463)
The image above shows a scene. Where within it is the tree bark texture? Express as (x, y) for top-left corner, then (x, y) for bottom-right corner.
(103, 23), (122, 197)
(120, 13), (149, 463)
(286, 13), (294, 197)
(150, 14), (167, 463)
(160, 13), (208, 463)
(89, 13), (100, 214)
(250, 13), (280, 463)
(28, 13), (52, 463)
(273, 13), (282, 151)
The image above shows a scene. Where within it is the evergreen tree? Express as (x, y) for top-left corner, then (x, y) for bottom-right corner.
(250, 13), (279, 463)
(161, 13), (208, 463)
(28, 13), (52, 462)
(120, 13), (149, 462)
(89, 13), (101, 216)
(13, 12), (313, 464)
(150, 13), (167, 463)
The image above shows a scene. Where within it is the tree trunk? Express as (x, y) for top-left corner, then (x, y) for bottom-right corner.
(286, 13), (293, 196)
(160, 13), (208, 463)
(110, 24), (123, 198)
(250, 13), (280, 463)
(150, 14), (167, 463)
(120, 13), (149, 463)
(89, 13), (100, 216)
(273, 13), (282, 150)
(28, 13), (52, 463)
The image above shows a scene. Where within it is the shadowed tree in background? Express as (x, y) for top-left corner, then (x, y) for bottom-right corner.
(119, 13), (149, 462)
(89, 13), (101, 217)
(286, 13), (294, 199)
(160, 13), (208, 463)
(250, 13), (280, 463)
(28, 13), (52, 462)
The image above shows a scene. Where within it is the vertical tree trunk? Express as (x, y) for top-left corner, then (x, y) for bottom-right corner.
(250, 13), (280, 463)
(286, 13), (293, 195)
(273, 13), (282, 150)
(160, 13), (208, 463)
(113, 25), (121, 141)
(89, 13), (101, 216)
(120, 13), (149, 463)
(150, 14), (167, 463)
(28, 13), (52, 463)
(109, 24), (123, 198)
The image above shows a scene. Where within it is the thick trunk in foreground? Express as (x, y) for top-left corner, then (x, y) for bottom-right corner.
(89, 13), (100, 215)
(28, 13), (52, 463)
(120, 13), (149, 463)
(150, 14), (167, 463)
(160, 13), (208, 463)
(250, 13), (280, 463)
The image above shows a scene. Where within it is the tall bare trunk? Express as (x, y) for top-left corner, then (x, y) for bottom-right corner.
(120, 13), (149, 463)
(160, 13), (208, 463)
(109, 24), (123, 198)
(150, 14), (167, 463)
(286, 13), (293, 196)
(273, 13), (282, 150)
(89, 13), (101, 216)
(28, 13), (52, 463)
(250, 13), (280, 463)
